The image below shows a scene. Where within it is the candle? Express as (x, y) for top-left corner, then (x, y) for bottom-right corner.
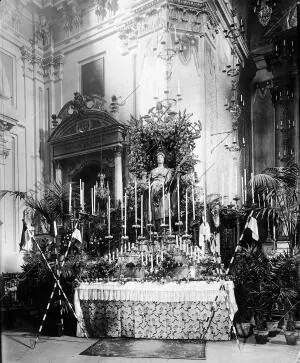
(148, 179), (152, 223)
(161, 251), (163, 261)
(124, 193), (127, 235)
(135, 178), (137, 224)
(185, 189), (188, 233)
(141, 194), (143, 235)
(177, 174), (180, 220)
(203, 180), (207, 223)
(243, 169), (247, 203)
(82, 182), (85, 210)
(121, 193), (123, 222)
(108, 195), (111, 235)
(162, 181), (165, 224)
(235, 167), (238, 195)
(69, 183), (72, 213)
(91, 188), (94, 214)
(93, 186), (96, 214)
(251, 172), (254, 204)
(156, 254), (159, 265)
(241, 177), (244, 204)
(168, 193), (172, 234)
(192, 184), (195, 220)
(79, 179), (82, 207)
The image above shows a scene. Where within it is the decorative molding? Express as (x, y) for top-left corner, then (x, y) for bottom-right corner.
(0, 0), (22, 34)
(0, 119), (16, 163)
(57, 2), (83, 37)
(95, 0), (119, 22)
(32, 15), (53, 50)
(42, 54), (65, 81)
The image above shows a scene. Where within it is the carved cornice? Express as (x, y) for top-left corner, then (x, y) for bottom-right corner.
(56, 2), (83, 37)
(42, 54), (65, 81)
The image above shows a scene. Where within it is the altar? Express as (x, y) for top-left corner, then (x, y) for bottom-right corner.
(74, 280), (237, 341)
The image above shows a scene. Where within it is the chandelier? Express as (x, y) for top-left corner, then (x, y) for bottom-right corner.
(224, 131), (245, 153)
(155, 23), (182, 62)
(224, 80), (245, 121)
(254, 1), (277, 27)
(223, 9), (245, 42)
(222, 49), (241, 78)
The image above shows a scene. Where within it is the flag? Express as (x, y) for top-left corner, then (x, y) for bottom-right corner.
(71, 227), (82, 243)
(247, 216), (259, 241)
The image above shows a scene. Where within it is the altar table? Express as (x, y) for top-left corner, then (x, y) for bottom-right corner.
(74, 280), (238, 341)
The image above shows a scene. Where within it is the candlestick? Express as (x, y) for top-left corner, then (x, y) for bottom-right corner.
(185, 189), (188, 233)
(168, 193), (172, 234)
(162, 181), (165, 225)
(243, 169), (247, 203)
(108, 195), (111, 235)
(141, 194), (143, 236)
(241, 177), (244, 204)
(177, 174), (180, 220)
(148, 178), (152, 223)
(251, 172), (254, 204)
(135, 178), (137, 224)
(69, 183), (72, 213)
(124, 193), (127, 236)
(192, 185), (195, 220)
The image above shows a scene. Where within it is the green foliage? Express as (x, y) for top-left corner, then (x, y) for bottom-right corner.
(127, 110), (196, 178)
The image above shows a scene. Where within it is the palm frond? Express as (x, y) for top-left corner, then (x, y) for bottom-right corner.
(0, 190), (27, 200)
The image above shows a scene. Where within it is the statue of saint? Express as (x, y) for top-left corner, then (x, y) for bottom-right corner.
(149, 150), (173, 223)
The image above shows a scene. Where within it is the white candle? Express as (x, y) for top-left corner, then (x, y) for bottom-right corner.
(203, 180), (207, 223)
(156, 254), (159, 265)
(124, 193), (127, 235)
(82, 182), (85, 210)
(192, 185), (195, 220)
(121, 193), (123, 222)
(135, 178), (137, 224)
(251, 172), (254, 204)
(91, 188), (94, 214)
(162, 181), (165, 224)
(108, 195), (111, 235)
(141, 194), (143, 235)
(148, 178), (152, 223)
(185, 189), (188, 233)
(235, 167), (238, 195)
(79, 179), (82, 207)
(241, 177), (244, 204)
(243, 169), (247, 203)
(177, 174), (180, 220)
(69, 183), (72, 213)
(93, 187), (97, 213)
(168, 193), (172, 234)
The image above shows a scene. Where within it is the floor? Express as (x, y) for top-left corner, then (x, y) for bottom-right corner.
(1, 330), (300, 363)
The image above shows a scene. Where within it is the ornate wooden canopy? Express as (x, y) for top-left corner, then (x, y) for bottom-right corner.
(48, 93), (127, 161)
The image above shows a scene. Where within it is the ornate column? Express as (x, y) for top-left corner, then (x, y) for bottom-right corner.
(114, 146), (123, 204)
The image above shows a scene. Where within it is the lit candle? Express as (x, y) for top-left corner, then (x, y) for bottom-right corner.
(141, 194), (143, 236)
(148, 178), (152, 223)
(135, 178), (137, 224)
(192, 184), (195, 220)
(69, 183), (72, 213)
(124, 193), (127, 236)
(168, 193), (172, 234)
(108, 195), (111, 235)
(177, 174), (180, 220)
(185, 189), (188, 233)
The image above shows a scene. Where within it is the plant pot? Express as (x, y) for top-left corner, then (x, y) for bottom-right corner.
(235, 322), (252, 338)
(266, 321), (279, 337)
(284, 331), (298, 345)
(253, 329), (269, 344)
